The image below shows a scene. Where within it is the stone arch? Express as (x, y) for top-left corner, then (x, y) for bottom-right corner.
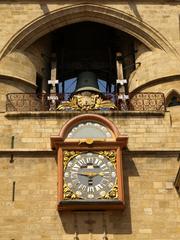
(0, 4), (178, 59)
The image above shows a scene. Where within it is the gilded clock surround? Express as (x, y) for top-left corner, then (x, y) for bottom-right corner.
(51, 114), (128, 211)
(63, 151), (81, 170)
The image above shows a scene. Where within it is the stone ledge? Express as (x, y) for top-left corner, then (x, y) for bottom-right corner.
(124, 149), (180, 156)
(4, 110), (165, 118)
(0, 149), (54, 153)
(0, 149), (179, 154)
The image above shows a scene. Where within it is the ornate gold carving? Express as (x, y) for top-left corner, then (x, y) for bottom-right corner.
(103, 184), (118, 199)
(79, 138), (94, 145)
(98, 150), (116, 164)
(63, 151), (80, 170)
(63, 151), (81, 199)
(64, 183), (80, 200)
(57, 92), (116, 111)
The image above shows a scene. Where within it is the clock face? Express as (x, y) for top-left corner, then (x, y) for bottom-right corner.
(64, 152), (117, 200)
(67, 122), (113, 139)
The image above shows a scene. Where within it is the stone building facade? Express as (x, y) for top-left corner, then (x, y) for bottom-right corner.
(0, 1), (180, 240)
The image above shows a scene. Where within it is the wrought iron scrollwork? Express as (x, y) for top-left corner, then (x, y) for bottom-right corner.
(6, 92), (165, 112)
(129, 92), (165, 112)
(6, 93), (49, 112)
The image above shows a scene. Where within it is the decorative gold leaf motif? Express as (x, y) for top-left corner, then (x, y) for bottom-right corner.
(79, 138), (94, 145)
(63, 150), (81, 199)
(103, 184), (118, 199)
(98, 150), (116, 164)
(63, 151), (80, 170)
(64, 183), (80, 200)
(57, 92), (116, 111)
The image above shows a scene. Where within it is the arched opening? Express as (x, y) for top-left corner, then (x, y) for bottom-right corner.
(4, 20), (167, 112)
(51, 21), (136, 95)
(1, 4), (177, 93)
(166, 90), (180, 107)
(3, 4), (171, 112)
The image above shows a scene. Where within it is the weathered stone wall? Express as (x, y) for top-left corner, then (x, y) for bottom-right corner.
(0, 52), (36, 86)
(0, 151), (179, 240)
(142, 79), (180, 96)
(0, 36), (52, 92)
(25, 35), (52, 91)
(0, 111), (179, 150)
(129, 51), (180, 92)
(0, 111), (179, 239)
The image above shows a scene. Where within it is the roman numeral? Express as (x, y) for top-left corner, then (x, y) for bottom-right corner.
(95, 184), (103, 191)
(72, 179), (80, 185)
(78, 184), (87, 191)
(79, 158), (86, 166)
(101, 179), (109, 186)
(100, 164), (108, 170)
(71, 172), (78, 178)
(87, 186), (94, 192)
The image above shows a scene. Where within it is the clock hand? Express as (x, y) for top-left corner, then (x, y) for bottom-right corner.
(78, 172), (104, 177)
(88, 172), (104, 177)
(77, 172), (91, 177)
(98, 172), (104, 177)
(88, 178), (93, 186)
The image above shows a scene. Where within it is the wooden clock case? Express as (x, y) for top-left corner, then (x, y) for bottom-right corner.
(51, 114), (128, 211)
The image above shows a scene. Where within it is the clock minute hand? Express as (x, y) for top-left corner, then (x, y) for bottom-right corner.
(98, 172), (104, 177)
(88, 172), (104, 177)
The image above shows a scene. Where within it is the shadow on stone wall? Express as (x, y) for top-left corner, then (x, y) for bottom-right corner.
(59, 152), (139, 235)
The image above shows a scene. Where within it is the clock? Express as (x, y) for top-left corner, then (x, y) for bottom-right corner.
(67, 121), (113, 139)
(51, 113), (128, 211)
(63, 152), (118, 200)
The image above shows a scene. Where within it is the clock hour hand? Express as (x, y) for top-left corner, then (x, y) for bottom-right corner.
(89, 172), (104, 177)
(78, 172), (104, 177)
(78, 172), (91, 177)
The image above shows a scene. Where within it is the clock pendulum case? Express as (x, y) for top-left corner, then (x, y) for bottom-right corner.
(51, 114), (128, 211)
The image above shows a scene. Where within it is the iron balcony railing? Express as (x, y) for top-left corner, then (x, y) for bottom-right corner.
(6, 92), (166, 112)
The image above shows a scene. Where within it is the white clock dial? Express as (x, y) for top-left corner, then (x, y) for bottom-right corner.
(67, 122), (113, 139)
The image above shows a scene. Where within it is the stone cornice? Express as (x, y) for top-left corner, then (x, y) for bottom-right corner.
(4, 111), (165, 118)
(0, 149), (179, 154)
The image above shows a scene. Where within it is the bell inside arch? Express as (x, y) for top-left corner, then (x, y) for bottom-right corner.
(75, 71), (100, 93)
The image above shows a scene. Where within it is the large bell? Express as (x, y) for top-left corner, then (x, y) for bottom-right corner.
(75, 71), (100, 93)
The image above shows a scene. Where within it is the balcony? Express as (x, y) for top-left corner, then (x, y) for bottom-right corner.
(6, 92), (165, 113)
